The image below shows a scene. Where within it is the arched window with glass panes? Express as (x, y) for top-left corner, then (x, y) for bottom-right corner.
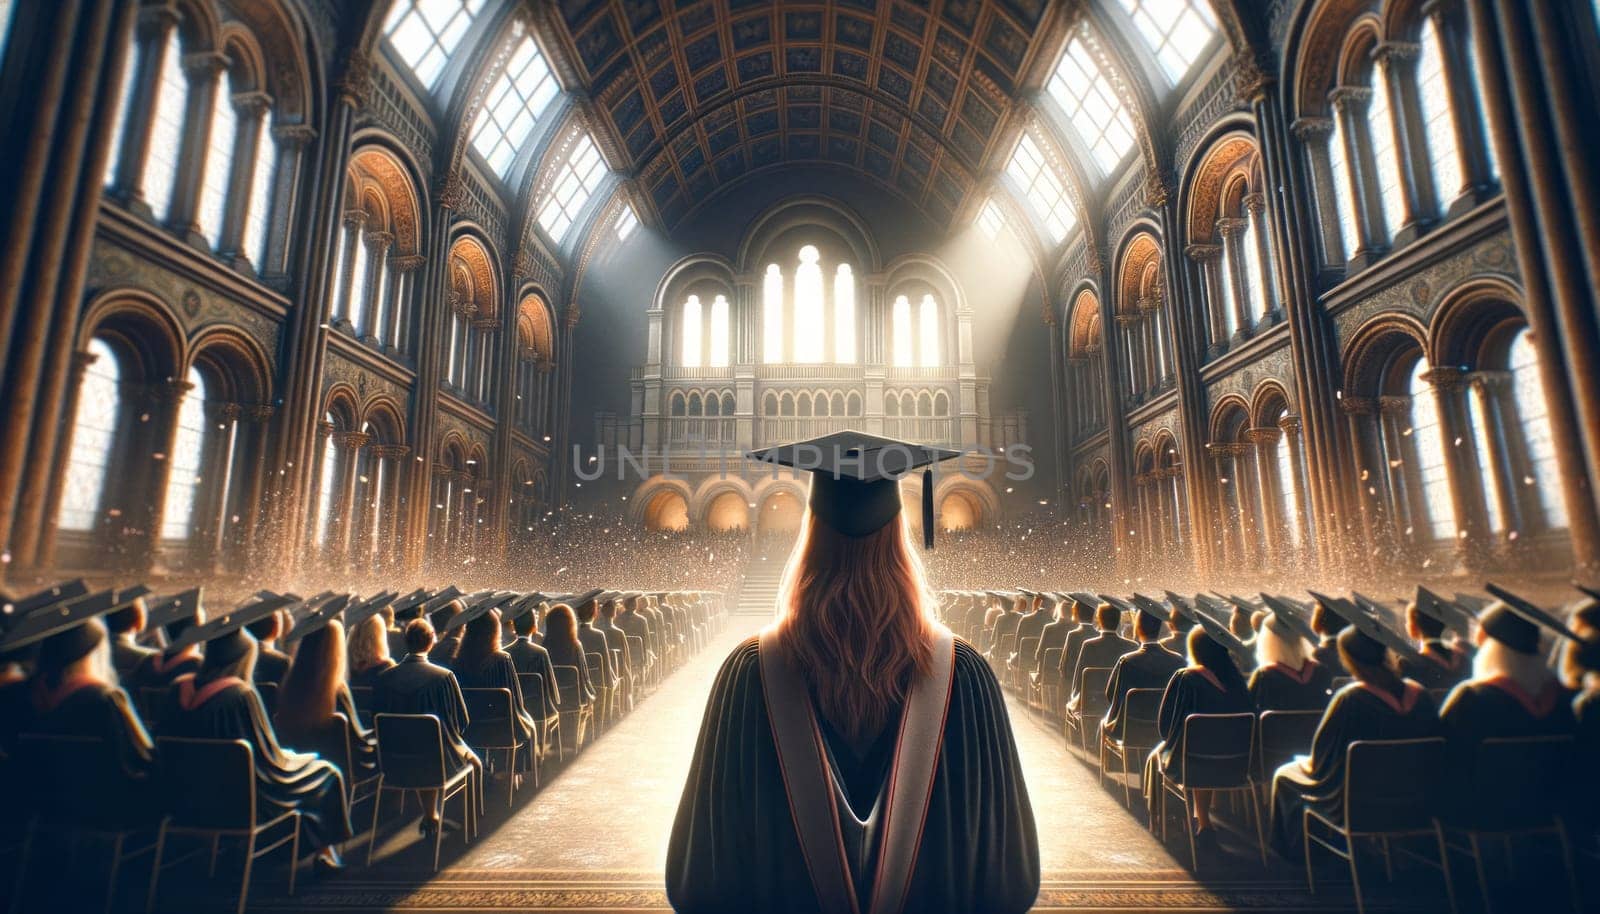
(889, 290), (944, 368)
(761, 246), (857, 365)
(678, 292), (731, 369)
(101, 20), (284, 275)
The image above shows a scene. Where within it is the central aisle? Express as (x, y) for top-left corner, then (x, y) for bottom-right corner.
(274, 618), (1350, 911)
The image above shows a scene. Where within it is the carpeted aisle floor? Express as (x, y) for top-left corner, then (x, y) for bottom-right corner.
(236, 619), (1432, 912)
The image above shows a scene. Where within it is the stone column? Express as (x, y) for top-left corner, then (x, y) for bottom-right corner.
(1278, 414), (1311, 554)
(1331, 86), (1386, 265)
(1342, 397), (1386, 561)
(170, 50), (226, 244)
(1377, 395), (1418, 555)
(1114, 313), (1141, 405)
(1290, 117), (1346, 272)
(258, 123), (315, 284)
(218, 92), (269, 262)
(145, 377), (196, 573)
(1215, 217), (1252, 342)
(1423, 366), (1489, 568)
(359, 230), (393, 342)
(1243, 193), (1281, 324)
(1246, 426), (1285, 561)
(1376, 40), (1435, 242)
(1469, 370), (1523, 546)
(1209, 443), (1249, 572)
(1426, 0), (1495, 213)
(329, 209), (366, 328)
(236, 404), (274, 572)
(32, 349), (102, 571)
(106, 6), (176, 210)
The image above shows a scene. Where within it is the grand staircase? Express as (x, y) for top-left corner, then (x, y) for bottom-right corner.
(735, 549), (788, 615)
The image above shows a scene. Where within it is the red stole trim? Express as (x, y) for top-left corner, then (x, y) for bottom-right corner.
(31, 674), (100, 713)
(176, 674), (245, 711)
(1265, 660), (1321, 685)
(1357, 680), (1423, 714)
(1482, 675), (1563, 718)
(150, 649), (195, 676)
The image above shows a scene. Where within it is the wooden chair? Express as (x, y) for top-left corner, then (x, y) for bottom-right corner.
(367, 714), (476, 871)
(551, 665), (592, 755)
(1156, 713), (1263, 871)
(585, 651), (618, 729)
(1062, 666), (1112, 754)
(461, 688), (530, 807)
(1303, 738), (1455, 914)
(148, 737), (300, 914)
(1073, 667), (1114, 755)
(1034, 647), (1063, 716)
(1256, 710), (1322, 801)
(624, 635), (652, 691)
(1439, 735), (1581, 914)
(1012, 636), (1040, 691)
(1098, 688), (1164, 806)
(11, 734), (161, 914)
(330, 711), (381, 808)
(516, 672), (562, 764)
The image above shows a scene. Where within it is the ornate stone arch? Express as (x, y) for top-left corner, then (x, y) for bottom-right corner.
(1208, 394), (1253, 442)
(186, 325), (273, 405)
(1342, 312), (1431, 396)
(76, 289), (187, 383)
(1183, 130), (1260, 245)
(347, 142), (426, 256)
(1066, 287), (1104, 357)
(1114, 229), (1164, 315)
(1427, 275), (1528, 370)
(447, 232), (500, 320)
(736, 196), (881, 274)
(1250, 378), (1296, 429)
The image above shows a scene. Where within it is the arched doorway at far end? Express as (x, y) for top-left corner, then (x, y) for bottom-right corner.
(705, 491), (750, 532)
(939, 490), (983, 532)
(643, 490), (690, 532)
(759, 491), (803, 533)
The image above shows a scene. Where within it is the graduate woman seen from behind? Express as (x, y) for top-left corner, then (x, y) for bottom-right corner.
(666, 433), (1039, 914)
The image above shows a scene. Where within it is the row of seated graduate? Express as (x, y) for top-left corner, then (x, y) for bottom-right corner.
(0, 582), (725, 901)
(941, 582), (1600, 905)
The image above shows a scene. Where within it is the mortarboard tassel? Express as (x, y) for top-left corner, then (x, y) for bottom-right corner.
(923, 468), (934, 550)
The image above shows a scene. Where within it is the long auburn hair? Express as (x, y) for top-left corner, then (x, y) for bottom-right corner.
(776, 507), (937, 744)
(276, 620), (345, 727)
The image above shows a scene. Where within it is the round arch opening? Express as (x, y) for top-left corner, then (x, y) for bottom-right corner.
(643, 490), (690, 532)
(705, 491), (750, 532)
(759, 491), (804, 533)
(939, 491), (983, 532)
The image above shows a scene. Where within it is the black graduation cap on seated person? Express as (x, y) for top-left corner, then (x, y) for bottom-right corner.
(1410, 586), (1474, 637)
(0, 588), (114, 668)
(281, 594), (353, 646)
(340, 590), (398, 629)
(146, 588), (204, 643)
(1258, 593), (1320, 644)
(1324, 595), (1421, 662)
(1192, 592), (1234, 624)
(1130, 593), (1169, 629)
(1306, 591), (1357, 634)
(1098, 594), (1134, 615)
(1188, 606), (1255, 667)
(502, 593), (545, 623)
(392, 586), (450, 621)
(746, 431), (960, 549)
(14, 579), (90, 617)
(166, 607), (259, 669)
(1481, 582), (1579, 655)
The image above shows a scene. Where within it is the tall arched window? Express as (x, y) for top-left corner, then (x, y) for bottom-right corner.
(708, 294), (730, 368)
(145, 30), (188, 222)
(1328, 115), (1360, 260)
(1509, 330), (1568, 531)
(1274, 411), (1302, 549)
(161, 368), (208, 543)
(834, 265), (855, 363)
(198, 71), (240, 249)
(57, 339), (122, 532)
(792, 245), (824, 363)
(1408, 360), (1457, 543)
(242, 123), (278, 268)
(891, 295), (913, 368)
(763, 264), (783, 363)
(681, 294), (702, 367)
(1367, 67), (1406, 241)
(315, 415), (339, 548)
(918, 295), (941, 367)
(1242, 209), (1269, 326)
(1417, 18), (1463, 212)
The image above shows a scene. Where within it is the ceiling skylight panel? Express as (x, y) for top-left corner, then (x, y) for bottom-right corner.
(1005, 135), (1078, 243)
(1116, 0), (1219, 84)
(470, 33), (560, 176)
(537, 132), (609, 243)
(1046, 35), (1137, 174)
(383, 0), (487, 89)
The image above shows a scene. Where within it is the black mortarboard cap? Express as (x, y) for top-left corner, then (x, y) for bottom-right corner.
(1099, 594), (1134, 615)
(1130, 593), (1168, 628)
(392, 587), (445, 620)
(561, 588), (604, 610)
(747, 431), (959, 549)
(1482, 582), (1577, 654)
(1307, 591), (1356, 634)
(342, 591), (399, 631)
(281, 594), (352, 645)
(444, 597), (500, 633)
(503, 594), (544, 623)
(0, 588), (115, 658)
(166, 601), (267, 668)
(1067, 592), (1100, 611)
(146, 588), (204, 641)
(15, 579), (90, 616)
(1189, 608), (1254, 667)
(1259, 594), (1319, 643)
(1410, 586), (1473, 636)
(1324, 594), (1420, 661)
(1193, 592), (1233, 623)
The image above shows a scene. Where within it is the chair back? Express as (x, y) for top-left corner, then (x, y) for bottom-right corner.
(625, 636), (646, 665)
(1078, 667), (1114, 718)
(155, 736), (257, 830)
(329, 711), (362, 783)
(517, 672), (549, 716)
(1257, 709), (1323, 776)
(1176, 713), (1256, 787)
(996, 632), (1016, 660)
(1041, 648), (1062, 679)
(1018, 637), (1040, 665)
(462, 687), (517, 748)
(1462, 736), (1574, 830)
(584, 651), (607, 686)
(14, 734), (133, 826)
(1119, 688), (1164, 747)
(551, 665), (584, 710)
(1342, 738), (1445, 832)
(373, 713), (448, 789)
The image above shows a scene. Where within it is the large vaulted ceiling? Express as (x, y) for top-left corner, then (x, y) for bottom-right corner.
(543, 0), (1060, 228)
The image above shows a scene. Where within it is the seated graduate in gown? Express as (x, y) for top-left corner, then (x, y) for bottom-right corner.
(1397, 586), (1473, 690)
(1099, 601), (1184, 748)
(156, 599), (353, 871)
(1562, 592), (1600, 838)
(372, 615), (484, 821)
(448, 602), (539, 772)
(504, 597), (563, 721)
(1248, 598), (1334, 712)
(1269, 606), (1442, 855)
(667, 433), (1039, 914)
(273, 601), (380, 785)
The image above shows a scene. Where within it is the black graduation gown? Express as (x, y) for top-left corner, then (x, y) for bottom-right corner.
(1575, 690), (1600, 834)
(349, 659), (395, 692)
(254, 647), (292, 687)
(1014, 610), (1049, 661)
(1057, 623), (1097, 688)
(1248, 661), (1335, 712)
(26, 680), (158, 783)
(1438, 676), (1577, 821)
(1270, 681), (1441, 853)
(616, 611), (654, 669)
(373, 655), (479, 773)
(111, 635), (158, 684)
(1032, 619), (1072, 676)
(1101, 643), (1184, 741)
(543, 638), (596, 704)
(1068, 632), (1137, 706)
(0, 675), (29, 757)
(273, 685), (377, 781)
(989, 610), (1023, 660)
(1310, 638), (1341, 674)
(505, 637), (561, 718)
(1397, 641), (1470, 691)
(454, 651), (539, 767)
(1142, 667), (1251, 817)
(666, 638), (1039, 914)
(578, 624), (617, 687)
(158, 677), (351, 850)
